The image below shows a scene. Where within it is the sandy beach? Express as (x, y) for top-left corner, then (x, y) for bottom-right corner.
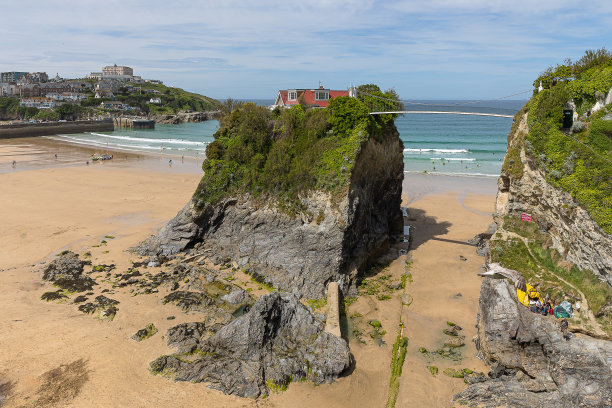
(0, 137), (498, 407)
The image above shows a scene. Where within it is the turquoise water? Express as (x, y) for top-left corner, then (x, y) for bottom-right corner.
(48, 121), (219, 158)
(397, 114), (511, 177)
(48, 100), (525, 176)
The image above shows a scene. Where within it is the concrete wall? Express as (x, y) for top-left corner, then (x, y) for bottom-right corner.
(113, 117), (155, 129)
(0, 119), (114, 139)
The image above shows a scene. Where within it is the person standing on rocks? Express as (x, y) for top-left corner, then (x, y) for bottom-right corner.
(560, 318), (570, 341)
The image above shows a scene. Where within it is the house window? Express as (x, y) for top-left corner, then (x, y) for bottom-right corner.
(288, 91), (297, 101)
(315, 91), (329, 101)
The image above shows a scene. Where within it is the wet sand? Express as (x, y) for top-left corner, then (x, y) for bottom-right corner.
(0, 136), (205, 175)
(0, 137), (498, 407)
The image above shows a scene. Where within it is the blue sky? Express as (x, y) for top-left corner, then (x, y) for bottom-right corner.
(1, 0), (611, 99)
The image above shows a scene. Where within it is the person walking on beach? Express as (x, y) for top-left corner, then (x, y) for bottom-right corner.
(12, 160), (16, 168)
(169, 159), (172, 167)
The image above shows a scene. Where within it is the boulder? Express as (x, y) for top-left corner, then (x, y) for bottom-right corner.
(41, 252), (95, 292)
(150, 292), (351, 398)
(454, 279), (612, 407)
(221, 289), (249, 304)
(132, 324), (158, 342)
(42, 251), (86, 281)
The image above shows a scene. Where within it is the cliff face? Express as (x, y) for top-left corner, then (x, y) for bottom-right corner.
(454, 279), (612, 407)
(495, 112), (612, 285)
(152, 110), (218, 124)
(142, 126), (404, 299)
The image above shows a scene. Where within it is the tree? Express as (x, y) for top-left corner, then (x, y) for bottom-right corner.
(55, 103), (82, 120)
(35, 109), (60, 121)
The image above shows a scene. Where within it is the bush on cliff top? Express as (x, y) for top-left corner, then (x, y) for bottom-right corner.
(193, 86), (398, 212)
(523, 50), (612, 234)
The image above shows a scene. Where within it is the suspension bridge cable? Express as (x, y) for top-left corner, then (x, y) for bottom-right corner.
(356, 89), (533, 107)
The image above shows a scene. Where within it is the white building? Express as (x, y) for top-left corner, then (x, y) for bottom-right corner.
(20, 97), (57, 109)
(1, 82), (18, 96)
(102, 64), (133, 76)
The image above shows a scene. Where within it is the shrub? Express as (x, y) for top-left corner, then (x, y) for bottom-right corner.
(193, 89), (395, 214)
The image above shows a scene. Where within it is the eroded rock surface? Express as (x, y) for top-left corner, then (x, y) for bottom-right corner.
(150, 292), (351, 398)
(41, 252), (95, 292)
(454, 279), (612, 407)
(495, 113), (612, 284)
(77, 295), (119, 321)
(140, 128), (404, 298)
(42, 251), (86, 281)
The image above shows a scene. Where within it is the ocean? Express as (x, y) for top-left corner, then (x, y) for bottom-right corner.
(47, 99), (526, 177)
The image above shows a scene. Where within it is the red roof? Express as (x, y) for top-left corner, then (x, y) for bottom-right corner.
(275, 88), (350, 108)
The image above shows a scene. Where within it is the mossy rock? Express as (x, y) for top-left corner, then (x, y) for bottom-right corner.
(132, 323), (158, 341)
(443, 368), (464, 378)
(427, 365), (438, 376)
(444, 336), (466, 348)
(41, 290), (68, 302)
(368, 319), (382, 329)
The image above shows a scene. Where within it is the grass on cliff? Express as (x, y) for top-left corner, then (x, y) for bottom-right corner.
(116, 83), (221, 113)
(492, 217), (612, 318)
(522, 49), (612, 233)
(193, 85), (398, 213)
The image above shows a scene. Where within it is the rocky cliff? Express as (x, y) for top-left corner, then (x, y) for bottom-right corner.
(495, 111), (612, 285)
(456, 53), (612, 406)
(150, 292), (351, 398)
(141, 97), (404, 299)
(454, 279), (612, 407)
(151, 110), (219, 124)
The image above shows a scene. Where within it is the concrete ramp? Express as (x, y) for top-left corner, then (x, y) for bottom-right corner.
(325, 282), (341, 337)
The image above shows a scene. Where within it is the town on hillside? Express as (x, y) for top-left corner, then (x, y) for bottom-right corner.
(0, 65), (219, 122)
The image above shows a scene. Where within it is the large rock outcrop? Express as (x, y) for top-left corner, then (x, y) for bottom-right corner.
(142, 127), (404, 298)
(454, 279), (612, 407)
(495, 112), (612, 285)
(151, 110), (218, 124)
(150, 292), (351, 398)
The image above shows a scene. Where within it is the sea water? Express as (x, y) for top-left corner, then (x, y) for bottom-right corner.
(47, 121), (219, 158)
(48, 99), (525, 177)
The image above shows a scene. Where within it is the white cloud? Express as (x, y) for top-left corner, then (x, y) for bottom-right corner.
(0, 0), (610, 98)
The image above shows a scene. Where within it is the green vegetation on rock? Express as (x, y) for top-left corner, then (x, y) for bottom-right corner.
(491, 216), (612, 333)
(115, 82), (221, 114)
(193, 85), (399, 213)
(132, 323), (158, 342)
(385, 335), (408, 408)
(526, 49), (612, 233)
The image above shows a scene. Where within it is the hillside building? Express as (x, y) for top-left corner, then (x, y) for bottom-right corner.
(102, 64), (133, 77)
(20, 97), (57, 109)
(1, 71), (28, 83)
(273, 86), (351, 108)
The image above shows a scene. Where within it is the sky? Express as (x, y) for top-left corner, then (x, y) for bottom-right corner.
(1, 0), (611, 100)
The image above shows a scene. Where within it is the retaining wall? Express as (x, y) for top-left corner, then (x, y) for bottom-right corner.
(0, 119), (114, 139)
